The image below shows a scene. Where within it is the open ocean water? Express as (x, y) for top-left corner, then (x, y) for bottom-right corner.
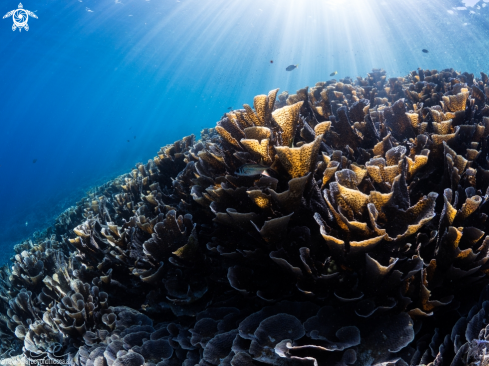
(0, 0), (487, 259)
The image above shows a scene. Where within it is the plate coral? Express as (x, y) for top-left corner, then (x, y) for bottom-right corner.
(3, 68), (489, 366)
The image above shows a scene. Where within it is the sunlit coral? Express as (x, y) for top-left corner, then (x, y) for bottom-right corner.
(5, 67), (489, 366)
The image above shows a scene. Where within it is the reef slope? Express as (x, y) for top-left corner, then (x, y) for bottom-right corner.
(3, 68), (489, 366)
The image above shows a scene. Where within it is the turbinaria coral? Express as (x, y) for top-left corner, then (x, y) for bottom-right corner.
(4, 68), (489, 366)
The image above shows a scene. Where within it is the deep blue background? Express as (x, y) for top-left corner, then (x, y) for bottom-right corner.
(0, 0), (486, 262)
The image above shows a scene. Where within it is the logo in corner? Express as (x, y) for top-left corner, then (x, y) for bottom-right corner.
(3, 3), (37, 32)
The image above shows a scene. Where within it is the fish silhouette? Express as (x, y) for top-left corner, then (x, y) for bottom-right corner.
(286, 64), (298, 71)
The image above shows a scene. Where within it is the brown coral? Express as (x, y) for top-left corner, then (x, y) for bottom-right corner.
(7, 67), (489, 366)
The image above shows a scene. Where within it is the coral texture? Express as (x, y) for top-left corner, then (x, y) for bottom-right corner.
(4, 68), (489, 366)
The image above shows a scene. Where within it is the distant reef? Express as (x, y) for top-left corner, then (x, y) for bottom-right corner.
(4, 68), (489, 366)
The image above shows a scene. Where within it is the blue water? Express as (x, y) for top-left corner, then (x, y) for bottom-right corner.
(0, 0), (487, 261)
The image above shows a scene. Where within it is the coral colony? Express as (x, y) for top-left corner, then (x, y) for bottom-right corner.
(5, 68), (489, 366)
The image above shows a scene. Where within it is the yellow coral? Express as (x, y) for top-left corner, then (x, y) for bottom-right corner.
(314, 121), (331, 136)
(272, 101), (304, 147)
(247, 190), (271, 209)
(240, 127), (273, 163)
(275, 135), (322, 178)
(253, 95), (269, 126)
(243, 104), (261, 126)
(243, 127), (271, 140)
(406, 113), (419, 129)
(216, 126), (241, 149)
(442, 91), (469, 112)
(240, 138), (272, 164)
(268, 88), (279, 111)
(366, 158), (399, 185)
(335, 183), (369, 216)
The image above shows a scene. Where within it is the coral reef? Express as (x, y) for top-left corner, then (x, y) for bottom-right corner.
(4, 68), (489, 366)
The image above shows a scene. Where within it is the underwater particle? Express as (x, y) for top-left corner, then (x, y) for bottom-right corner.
(134, 136), (136, 139)
(32, 159), (37, 163)
(25, 221), (28, 226)
(235, 164), (272, 177)
(270, 60), (273, 63)
(422, 49), (429, 53)
(127, 140), (130, 142)
(330, 71), (338, 76)
(286, 64), (298, 71)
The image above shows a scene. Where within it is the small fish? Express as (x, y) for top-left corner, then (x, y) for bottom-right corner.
(286, 64), (298, 71)
(422, 49), (429, 53)
(32, 159), (37, 163)
(270, 60), (273, 63)
(134, 136), (136, 139)
(235, 164), (272, 177)
(127, 140), (130, 142)
(330, 71), (338, 76)
(227, 107), (233, 110)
